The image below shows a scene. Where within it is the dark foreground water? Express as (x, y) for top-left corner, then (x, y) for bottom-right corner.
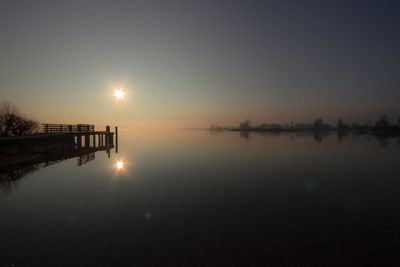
(1, 130), (400, 266)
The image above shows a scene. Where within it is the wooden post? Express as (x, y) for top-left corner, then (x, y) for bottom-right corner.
(85, 134), (90, 147)
(60, 124), (63, 133)
(77, 135), (82, 149)
(115, 126), (118, 154)
(109, 133), (114, 146)
(105, 126), (110, 147)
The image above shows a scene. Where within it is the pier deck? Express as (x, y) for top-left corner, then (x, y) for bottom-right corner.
(41, 123), (116, 148)
(0, 123), (118, 165)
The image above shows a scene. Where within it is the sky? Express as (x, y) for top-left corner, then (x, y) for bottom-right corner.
(1, 0), (399, 128)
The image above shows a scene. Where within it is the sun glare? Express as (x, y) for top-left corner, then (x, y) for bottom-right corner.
(111, 158), (130, 179)
(113, 88), (125, 100)
(116, 160), (124, 169)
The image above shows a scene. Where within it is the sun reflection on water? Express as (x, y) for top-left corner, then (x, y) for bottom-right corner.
(116, 160), (124, 169)
(111, 157), (132, 179)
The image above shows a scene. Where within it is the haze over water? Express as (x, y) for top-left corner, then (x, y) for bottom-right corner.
(1, 130), (399, 266)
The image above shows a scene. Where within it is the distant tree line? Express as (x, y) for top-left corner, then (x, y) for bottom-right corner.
(210, 115), (400, 132)
(0, 101), (40, 137)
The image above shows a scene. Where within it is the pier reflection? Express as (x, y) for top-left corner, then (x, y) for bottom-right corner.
(0, 138), (118, 196)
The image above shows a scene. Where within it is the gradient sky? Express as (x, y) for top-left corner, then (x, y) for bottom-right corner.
(1, 0), (399, 128)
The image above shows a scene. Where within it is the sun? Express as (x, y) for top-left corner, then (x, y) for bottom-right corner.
(113, 88), (125, 100)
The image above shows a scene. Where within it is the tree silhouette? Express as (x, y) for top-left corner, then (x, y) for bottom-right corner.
(239, 119), (251, 130)
(313, 118), (323, 129)
(375, 114), (390, 128)
(0, 101), (39, 137)
(380, 114), (389, 122)
(337, 119), (349, 130)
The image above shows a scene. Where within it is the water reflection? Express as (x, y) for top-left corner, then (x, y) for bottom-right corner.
(2, 130), (398, 197)
(239, 131), (250, 141)
(234, 130), (400, 146)
(0, 143), (116, 196)
(116, 160), (124, 169)
(111, 157), (132, 179)
(1, 130), (400, 265)
(337, 130), (350, 142)
(0, 164), (41, 197)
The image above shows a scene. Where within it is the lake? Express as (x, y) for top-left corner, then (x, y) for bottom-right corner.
(1, 130), (400, 266)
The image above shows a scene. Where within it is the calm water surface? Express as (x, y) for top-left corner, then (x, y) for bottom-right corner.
(1, 130), (400, 266)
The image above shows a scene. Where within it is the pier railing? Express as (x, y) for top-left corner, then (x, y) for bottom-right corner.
(42, 124), (95, 133)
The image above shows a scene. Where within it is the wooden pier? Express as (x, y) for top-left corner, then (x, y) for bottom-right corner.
(41, 123), (117, 149)
(0, 123), (118, 169)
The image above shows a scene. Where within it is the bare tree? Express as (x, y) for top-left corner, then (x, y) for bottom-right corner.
(380, 114), (389, 122)
(313, 118), (323, 129)
(375, 114), (390, 128)
(337, 119), (349, 130)
(239, 119), (251, 130)
(0, 101), (39, 137)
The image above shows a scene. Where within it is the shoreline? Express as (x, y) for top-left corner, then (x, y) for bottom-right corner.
(209, 128), (400, 135)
